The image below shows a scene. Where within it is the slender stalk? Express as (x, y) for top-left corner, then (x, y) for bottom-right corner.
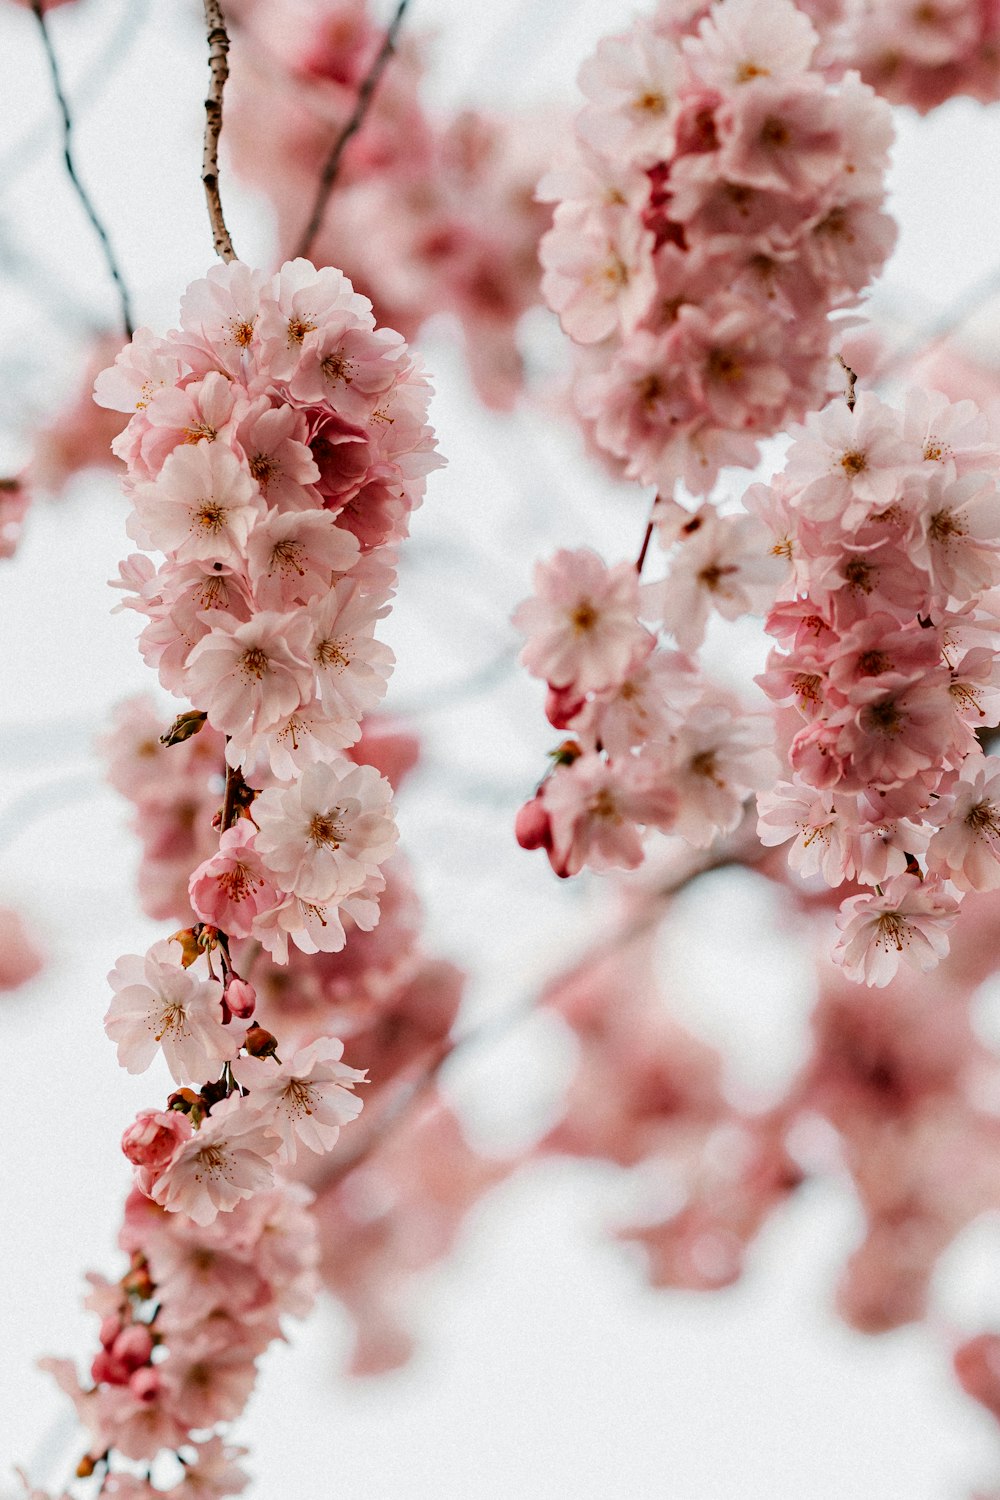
(30, 0), (134, 339)
(202, 0), (237, 263)
(293, 0), (412, 261)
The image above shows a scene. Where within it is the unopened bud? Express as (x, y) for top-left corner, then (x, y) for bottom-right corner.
(515, 793), (552, 853)
(225, 976), (256, 1019)
(545, 684), (586, 730)
(99, 1313), (123, 1351)
(160, 709), (208, 747)
(244, 1023), (279, 1058)
(129, 1366), (160, 1404)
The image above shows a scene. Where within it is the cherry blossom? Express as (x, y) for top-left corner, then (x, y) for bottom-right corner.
(833, 873), (959, 987)
(104, 940), (237, 1083)
(232, 1037), (366, 1163)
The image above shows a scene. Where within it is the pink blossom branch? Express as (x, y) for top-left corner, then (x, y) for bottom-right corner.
(29, 0), (134, 339)
(292, 0), (412, 261)
(202, 0), (237, 263)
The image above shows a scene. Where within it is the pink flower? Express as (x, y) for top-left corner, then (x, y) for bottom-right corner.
(184, 609), (315, 738)
(121, 1108), (193, 1174)
(188, 822), (282, 938)
(232, 1036), (365, 1163)
(682, 0), (819, 90)
(927, 761), (1000, 892)
(309, 576), (395, 725)
(253, 758), (397, 903)
(539, 200), (657, 345)
(104, 939), (238, 1083)
(513, 548), (652, 693)
(542, 752), (678, 877)
(129, 442), (264, 566)
(833, 873), (959, 987)
(245, 506), (359, 611)
(150, 1094), (280, 1225)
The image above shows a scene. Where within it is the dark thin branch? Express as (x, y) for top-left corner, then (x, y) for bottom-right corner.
(29, 1), (134, 340)
(837, 353), (857, 411)
(293, 0), (412, 261)
(202, 0), (237, 263)
(0, 0), (145, 187)
(636, 517), (655, 575)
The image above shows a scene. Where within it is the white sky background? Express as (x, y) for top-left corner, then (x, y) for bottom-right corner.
(4, 1), (1000, 1496)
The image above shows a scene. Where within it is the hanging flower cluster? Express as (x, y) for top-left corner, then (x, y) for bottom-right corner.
(513, 538), (776, 876)
(753, 385), (1000, 984)
(785, 0), (1000, 113)
(96, 255), (439, 956)
(539, 0), (895, 495)
(35, 256), (442, 1488)
(40, 1181), (317, 1495)
(89, 255), (439, 1223)
(99, 694), (511, 1376)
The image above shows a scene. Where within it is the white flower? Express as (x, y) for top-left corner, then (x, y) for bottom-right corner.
(232, 1037), (365, 1163)
(150, 1094), (280, 1225)
(104, 939), (238, 1083)
(254, 759), (397, 904)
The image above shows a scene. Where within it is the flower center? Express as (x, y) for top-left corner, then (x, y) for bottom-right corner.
(321, 349), (355, 385)
(316, 636), (350, 670)
(239, 647), (270, 681)
(229, 317), (256, 349)
(309, 811), (343, 848)
(249, 452), (278, 488)
(193, 501), (227, 533)
(287, 315), (317, 346)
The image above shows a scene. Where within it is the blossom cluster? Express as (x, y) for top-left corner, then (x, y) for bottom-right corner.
(513, 537), (775, 876)
(40, 1180), (317, 1494)
(792, 0), (1000, 113)
(96, 255), (439, 961)
(540, 0), (895, 495)
(101, 693), (508, 1375)
(88, 256), (441, 1229)
(534, 854), (1000, 1463)
(753, 384), (1000, 984)
(225, 0), (554, 409)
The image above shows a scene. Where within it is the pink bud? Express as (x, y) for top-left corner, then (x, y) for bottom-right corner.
(112, 1323), (153, 1372)
(91, 1350), (129, 1386)
(225, 976), (257, 1019)
(121, 1108), (192, 1171)
(99, 1313), (123, 1351)
(545, 683), (586, 730)
(515, 793), (552, 853)
(129, 1366), (160, 1404)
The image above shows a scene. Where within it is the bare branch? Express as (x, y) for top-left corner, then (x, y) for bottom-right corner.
(202, 0), (237, 263)
(29, 1), (134, 340)
(837, 352), (857, 411)
(293, 0), (412, 261)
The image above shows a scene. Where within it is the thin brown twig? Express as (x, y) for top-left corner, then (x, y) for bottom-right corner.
(202, 0), (237, 263)
(29, 0), (134, 339)
(293, 0), (412, 261)
(837, 353), (857, 411)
